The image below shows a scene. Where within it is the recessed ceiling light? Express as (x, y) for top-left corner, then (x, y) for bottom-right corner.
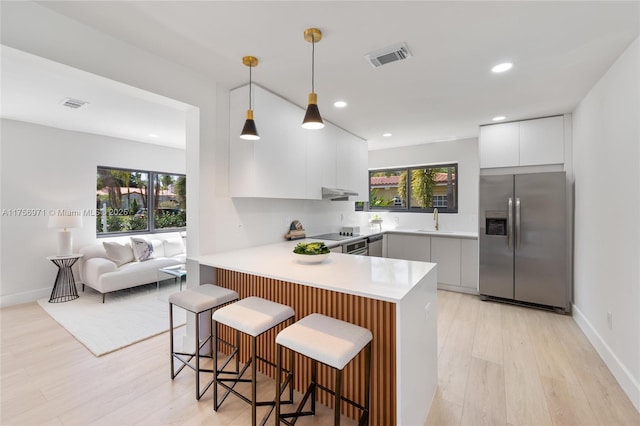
(148, 133), (159, 138)
(333, 101), (347, 108)
(491, 62), (513, 73)
(383, 133), (392, 137)
(492, 116), (506, 121)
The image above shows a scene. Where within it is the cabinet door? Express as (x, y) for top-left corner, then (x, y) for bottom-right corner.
(229, 85), (307, 199)
(460, 239), (478, 290)
(306, 125), (337, 199)
(386, 234), (430, 262)
(479, 122), (519, 168)
(430, 237), (461, 286)
(336, 133), (368, 200)
(519, 116), (564, 166)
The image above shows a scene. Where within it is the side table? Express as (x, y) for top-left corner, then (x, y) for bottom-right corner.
(47, 254), (83, 303)
(158, 264), (187, 291)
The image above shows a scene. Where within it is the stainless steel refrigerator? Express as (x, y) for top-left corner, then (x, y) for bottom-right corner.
(479, 172), (571, 312)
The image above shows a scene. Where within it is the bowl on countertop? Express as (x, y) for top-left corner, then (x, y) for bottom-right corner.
(294, 252), (330, 264)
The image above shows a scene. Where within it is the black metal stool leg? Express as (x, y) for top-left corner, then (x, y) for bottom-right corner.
(195, 311), (201, 399)
(213, 318), (219, 410)
(361, 342), (371, 426)
(169, 302), (174, 378)
(334, 368), (342, 426)
(251, 336), (257, 426)
(276, 343), (283, 425)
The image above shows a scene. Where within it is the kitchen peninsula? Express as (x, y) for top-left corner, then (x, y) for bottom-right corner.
(196, 240), (437, 426)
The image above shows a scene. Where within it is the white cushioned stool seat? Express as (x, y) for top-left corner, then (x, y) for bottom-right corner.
(169, 285), (237, 313)
(276, 313), (373, 370)
(213, 296), (295, 337)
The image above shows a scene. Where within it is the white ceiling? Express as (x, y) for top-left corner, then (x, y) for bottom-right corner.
(2, 1), (638, 150)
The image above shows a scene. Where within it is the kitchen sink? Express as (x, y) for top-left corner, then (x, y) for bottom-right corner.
(416, 229), (455, 233)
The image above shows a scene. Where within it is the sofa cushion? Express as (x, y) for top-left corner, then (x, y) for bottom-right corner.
(163, 237), (184, 258)
(102, 242), (135, 267)
(131, 237), (154, 261)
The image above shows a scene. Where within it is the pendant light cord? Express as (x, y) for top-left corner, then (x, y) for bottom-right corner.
(311, 34), (315, 93)
(248, 65), (252, 110)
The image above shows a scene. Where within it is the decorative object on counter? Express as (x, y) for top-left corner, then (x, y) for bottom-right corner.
(284, 220), (306, 240)
(301, 28), (324, 129)
(293, 241), (330, 264)
(240, 55), (260, 140)
(370, 214), (383, 232)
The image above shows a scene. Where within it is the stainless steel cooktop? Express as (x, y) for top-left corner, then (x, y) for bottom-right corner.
(309, 233), (360, 241)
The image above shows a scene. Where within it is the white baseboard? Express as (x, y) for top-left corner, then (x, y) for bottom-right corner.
(572, 303), (640, 412)
(0, 287), (51, 308)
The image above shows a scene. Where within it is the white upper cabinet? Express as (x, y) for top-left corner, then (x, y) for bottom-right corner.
(479, 122), (519, 168)
(336, 129), (369, 200)
(230, 84), (367, 200)
(519, 116), (564, 166)
(479, 115), (565, 169)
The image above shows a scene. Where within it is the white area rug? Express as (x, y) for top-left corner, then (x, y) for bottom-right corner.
(37, 282), (186, 357)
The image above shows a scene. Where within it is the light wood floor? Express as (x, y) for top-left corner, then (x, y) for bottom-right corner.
(1, 290), (638, 425)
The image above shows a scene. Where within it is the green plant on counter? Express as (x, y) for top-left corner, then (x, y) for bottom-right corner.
(293, 242), (330, 255)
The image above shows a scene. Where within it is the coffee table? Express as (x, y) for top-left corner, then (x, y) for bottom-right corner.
(158, 264), (187, 290)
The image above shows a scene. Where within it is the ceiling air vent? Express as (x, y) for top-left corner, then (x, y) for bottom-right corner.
(365, 42), (412, 68)
(60, 98), (89, 109)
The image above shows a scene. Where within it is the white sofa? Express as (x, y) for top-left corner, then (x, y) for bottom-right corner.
(78, 236), (186, 302)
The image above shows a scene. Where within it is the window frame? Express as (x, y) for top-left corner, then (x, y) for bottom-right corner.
(96, 166), (186, 237)
(368, 163), (458, 213)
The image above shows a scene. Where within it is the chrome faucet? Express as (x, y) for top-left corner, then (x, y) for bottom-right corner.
(433, 208), (439, 231)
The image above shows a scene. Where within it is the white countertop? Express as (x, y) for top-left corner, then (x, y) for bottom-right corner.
(196, 240), (436, 303)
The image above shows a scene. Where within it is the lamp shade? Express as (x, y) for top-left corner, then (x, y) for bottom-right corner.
(302, 92), (324, 130)
(48, 214), (83, 230)
(240, 109), (260, 140)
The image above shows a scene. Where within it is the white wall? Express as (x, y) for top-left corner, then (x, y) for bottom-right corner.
(0, 119), (186, 306)
(0, 2), (361, 306)
(367, 138), (479, 233)
(572, 37), (639, 410)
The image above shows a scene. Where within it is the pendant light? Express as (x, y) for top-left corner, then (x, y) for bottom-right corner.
(240, 56), (260, 140)
(302, 28), (324, 129)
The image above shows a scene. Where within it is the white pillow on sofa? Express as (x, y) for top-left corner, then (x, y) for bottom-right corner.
(102, 242), (135, 267)
(130, 237), (154, 262)
(163, 237), (184, 258)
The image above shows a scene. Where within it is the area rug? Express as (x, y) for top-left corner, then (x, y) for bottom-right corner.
(37, 282), (186, 357)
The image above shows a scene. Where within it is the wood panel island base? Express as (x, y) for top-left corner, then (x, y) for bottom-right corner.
(197, 240), (438, 426)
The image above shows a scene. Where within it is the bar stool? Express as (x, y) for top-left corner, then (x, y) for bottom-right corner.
(275, 313), (372, 426)
(212, 296), (295, 426)
(169, 284), (239, 399)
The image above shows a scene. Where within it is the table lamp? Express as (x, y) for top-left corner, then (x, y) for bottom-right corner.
(48, 214), (83, 256)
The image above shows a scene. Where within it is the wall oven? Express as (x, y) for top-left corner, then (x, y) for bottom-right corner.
(342, 238), (368, 255)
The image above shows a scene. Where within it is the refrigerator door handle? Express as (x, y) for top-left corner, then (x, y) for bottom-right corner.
(508, 197), (513, 250)
(515, 197), (521, 249)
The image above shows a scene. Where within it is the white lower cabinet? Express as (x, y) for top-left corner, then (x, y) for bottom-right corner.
(385, 233), (478, 294)
(430, 237), (461, 287)
(460, 239), (478, 290)
(386, 234), (430, 262)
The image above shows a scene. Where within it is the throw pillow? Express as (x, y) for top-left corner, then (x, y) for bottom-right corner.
(163, 237), (184, 258)
(102, 241), (135, 267)
(130, 237), (154, 262)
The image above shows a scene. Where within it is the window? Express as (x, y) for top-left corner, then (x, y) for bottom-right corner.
(96, 167), (186, 235)
(369, 163), (458, 213)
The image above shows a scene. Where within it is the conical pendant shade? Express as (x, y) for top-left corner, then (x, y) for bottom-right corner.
(240, 109), (259, 140)
(302, 92), (324, 129)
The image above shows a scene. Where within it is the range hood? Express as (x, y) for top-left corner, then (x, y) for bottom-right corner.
(321, 187), (359, 201)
